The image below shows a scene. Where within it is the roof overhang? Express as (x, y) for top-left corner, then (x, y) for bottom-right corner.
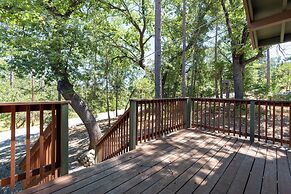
(243, 0), (291, 48)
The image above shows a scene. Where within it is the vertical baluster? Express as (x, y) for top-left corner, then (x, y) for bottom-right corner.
(273, 103), (275, 144)
(136, 103), (139, 145)
(177, 100), (180, 129)
(174, 100), (179, 130)
(152, 101), (155, 138)
(258, 102), (261, 141)
(140, 103), (143, 143)
(233, 101), (236, 136)
(265, 102), (268, 143)
(281, 104), (283, 146)
(289, 104), (291, 148)
(196, 100), (199, 127)
(155, 101), (158, 135)
(218, 100), (220, 131)
(112, 132), (114, 156)
(165, 100), (168, 132)
(51, 105), (56, 177)
(209, 100), (211, 129)
(204, 100), (207, 128)
(239, 102), (242, 137)
(157, 101), (160, 135)
(39, 105), (44, 181)
(173, 100), (175, 130)
(128, 114), (130, 149)
(169, 100), (172, 131)
(10, 105), (16, 189)
(222, 100), (225, 133)
(192, 100), (195, 127)
(109, 134), (111, 157)
(126, 115), (129, 151)
(228, 101), (231, 135)
(179, 100), (181, 128)
(144, 102), (147, 142)
(200, 100), (203, 129)
(121, 118), (123, 153)
(124, 116), (126, 151)
(245, 102), (248, 138)
(148, 103), (151, 141)
(111, 133), (113, 157)
(25, 106), (31, 186)
(213, 100), (216, 130)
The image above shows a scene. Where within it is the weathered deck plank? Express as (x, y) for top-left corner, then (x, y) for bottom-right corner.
(243, 144), (267, 194)
(42, 130), (198, 194)
(226, 143), (259, 194)
(75, 131), (212, 194)
(261, 146), (277, 194)
(210, 141), (252, 194)
(194, 139), (245, 194)
(140, 135), (227, 194)
(107, 131), (216, 194)
(18, 129), (291, 194)
(277, 148), (291, 194)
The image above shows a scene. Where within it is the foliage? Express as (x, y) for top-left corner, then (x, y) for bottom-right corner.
(0, 0), (290, 132)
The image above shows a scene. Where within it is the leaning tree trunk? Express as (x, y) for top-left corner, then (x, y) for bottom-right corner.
(233, 57), (244, 99)
(57, 77), (102, 149)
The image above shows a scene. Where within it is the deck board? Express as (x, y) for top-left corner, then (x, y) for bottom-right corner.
(19, 129), (291, 194)
(243, 145), (267, 194)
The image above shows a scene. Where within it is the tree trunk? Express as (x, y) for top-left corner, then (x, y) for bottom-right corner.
(31, 75), (35, 126)
(106, 80), (111, 126)
(115, 90), (118, 117)
(190, 53), (196, 97)
(57, 77), (102, 149)
(233, 57), (244, 99)
(181, 0), (187, 97)
(125, 88), (136, 110)
(155, 0), (162, 98)
(214, 24), (219, 98)
(10, 70), (14, 88)
(215, 78), (219, 98)
(220, 78), (223, 98)
(266, 49), (271, 89)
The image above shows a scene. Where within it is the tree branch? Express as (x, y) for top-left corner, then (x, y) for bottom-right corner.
(43, 0), (84, 18)
(98, 0), (126, 12)
(243, 48), (263, 66)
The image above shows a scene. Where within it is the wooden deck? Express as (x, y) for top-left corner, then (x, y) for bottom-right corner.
(19, 129), (291, 194)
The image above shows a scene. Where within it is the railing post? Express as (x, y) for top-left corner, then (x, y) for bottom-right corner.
(185, 98), (192, 128)
(95, 144), (102, 163)
(129, 100), (137, 150)
(60, 104), (69, 176)
(250, 101), (255, 143)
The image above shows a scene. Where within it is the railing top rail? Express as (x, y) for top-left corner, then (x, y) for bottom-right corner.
(0, 101), (70, 106)
(96, 109), (130, 146)
(0, 101), (70, 113)
(130, 97), (188, 102)
(191, 98), (291, 105)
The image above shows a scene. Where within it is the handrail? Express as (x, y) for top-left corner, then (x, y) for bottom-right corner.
(192, 98), (291, 106)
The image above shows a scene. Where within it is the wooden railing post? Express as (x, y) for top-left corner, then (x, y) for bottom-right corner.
(250, 101), (255, 143)
(95, 144), (102, 163)
(185, 98), (192, 128)
(59, 104), (69, 176)
(129, 100), (137, 150)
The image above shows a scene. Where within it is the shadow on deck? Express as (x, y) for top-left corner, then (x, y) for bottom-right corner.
(19, 128), (291, 194)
